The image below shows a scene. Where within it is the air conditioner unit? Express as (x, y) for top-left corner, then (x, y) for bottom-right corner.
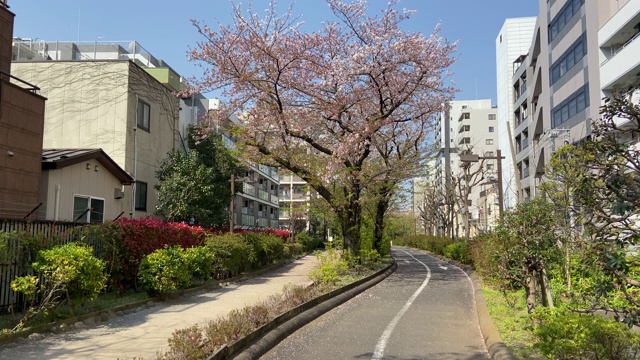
(114, 188), (125, 199)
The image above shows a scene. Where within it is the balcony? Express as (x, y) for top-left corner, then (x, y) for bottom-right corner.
(270, 219), (279, 229)
(258, 189), (270, 201)
(270, 194), (279, 204)
(600, 32), (640, 90)
(241, 214), (255, 226)
(243, 183), (256, 197)
(257, 217), (269, 227)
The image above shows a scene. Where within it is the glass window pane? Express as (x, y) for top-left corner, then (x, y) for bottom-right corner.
(90, 199), (104, 223)
(135, 182), (148, 211)
(566, 51), (575, 69)
(73, 196), (90, 222)
(576, 92), (586, 111)
(568, 100), (577, 117)
(561, 105), (569, 122)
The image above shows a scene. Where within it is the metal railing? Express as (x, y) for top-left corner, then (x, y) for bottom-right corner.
(601, 31), (640, 66)
(1, 71), (40, 93)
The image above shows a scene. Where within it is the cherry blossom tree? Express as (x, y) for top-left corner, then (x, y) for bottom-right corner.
(189, 0), (456, 254)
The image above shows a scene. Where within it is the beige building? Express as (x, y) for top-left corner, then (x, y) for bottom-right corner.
(40, 149), (132, 222)
(278, 171), (311, 233)
(11, 58), (180, 218)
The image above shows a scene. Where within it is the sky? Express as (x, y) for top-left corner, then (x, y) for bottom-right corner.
(9, 0), (539, 104)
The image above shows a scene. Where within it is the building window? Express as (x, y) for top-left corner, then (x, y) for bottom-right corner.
(463, 112), (470, 119)
(137, 99), (150, 131)
(135, 181), (148, 211)
(552, 83), (589, 128)
(548, 0), (584, 42)
(486, 139), (494, 145)
(489, 126), (495, 132)
(486, 163), (494, 170)
(550, 33), (587, 84)
(73, 196), (104, 223)
(488, 114), (496, 120)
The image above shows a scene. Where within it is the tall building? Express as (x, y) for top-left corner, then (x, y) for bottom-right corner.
(495, 17), (536, 209)
(509, 0), (606, 200)
(598, 0), (640, 129)
(433, 99), (498, 237)
(0, 2), (47, 219)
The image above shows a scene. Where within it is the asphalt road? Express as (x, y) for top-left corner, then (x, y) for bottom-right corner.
(261, 247), (490, 360)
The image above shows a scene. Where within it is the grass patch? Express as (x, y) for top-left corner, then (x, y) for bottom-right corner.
(481, 283), (544, 359)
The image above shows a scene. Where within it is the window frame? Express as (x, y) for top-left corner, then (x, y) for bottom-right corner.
(72, 195), (105, 223)
(135, 181), (148, 211)
(136, 98), (150, 132)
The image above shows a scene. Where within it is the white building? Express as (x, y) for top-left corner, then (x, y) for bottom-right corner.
(495, 17), (536, 209)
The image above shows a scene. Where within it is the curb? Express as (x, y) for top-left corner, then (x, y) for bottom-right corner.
(414, 249), (516, 360)
(209, 260), (398, 360)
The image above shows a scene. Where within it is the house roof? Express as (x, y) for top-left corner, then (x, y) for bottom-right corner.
(42, 149), (133, 185)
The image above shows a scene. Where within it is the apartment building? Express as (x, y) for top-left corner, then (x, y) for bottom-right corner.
(598, 0), (640, 135)
(495, 17), (536, 209)
(278, 171), (311, 233)
(433, 100), (498, 236)
(11, 40), (180, 219)
(512, 0), (601, 200)
(0, 3), (47, 219)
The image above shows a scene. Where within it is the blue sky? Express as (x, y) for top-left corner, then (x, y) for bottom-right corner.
(10, 1), (538, 103)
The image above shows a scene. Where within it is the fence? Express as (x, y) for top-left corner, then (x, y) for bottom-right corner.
(0, 219), (100, 312)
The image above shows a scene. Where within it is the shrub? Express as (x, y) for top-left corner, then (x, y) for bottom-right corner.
(32, 242), (106, 301)
(309, 248), (349, 285)
(184, 246), (214, 281)
(138, 246), (191, 295)
(296, 231), (322, 252)
(161, 325), (205, 360)
(285, 242), (304, 258)
(443, 242), (470, 264)
(533, 307), (640, 360)
(10, 242), (106, 329)
(393, 234), (453, 256)
(111, 218), (206, 290)
(205, 233), (251, 278)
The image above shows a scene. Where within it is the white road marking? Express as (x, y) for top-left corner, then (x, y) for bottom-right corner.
(439, 264), (448, 270)
(372, 250), (431, 360)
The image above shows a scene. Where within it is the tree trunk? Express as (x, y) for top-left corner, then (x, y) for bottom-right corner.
(539, 267), (554, 308)
(525, 273), (537, 314)
(339, 185), (362, 256)
(373, 192), (390, 255)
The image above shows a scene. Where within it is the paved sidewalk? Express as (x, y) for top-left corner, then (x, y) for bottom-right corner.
(0, 255), (317, 360)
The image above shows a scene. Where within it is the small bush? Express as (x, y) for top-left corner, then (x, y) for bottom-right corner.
(160, 325), (205, 360)
(205, 233), (251, 278)
(33, 242), (106, 301)
(443, 242), (470, 264)
(138, 246), (190, 294)
(533, 307), (640, 360)
(184, 246), (214, 280)
(309, 248), (349, 285)
(242, 232), (284, 268)
(296, 231), (322, 252)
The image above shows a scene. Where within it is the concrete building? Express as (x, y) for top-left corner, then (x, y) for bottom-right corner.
(511, 0), (601, 200)
(433, 100), (498, 237)
(278, 171), (311, 233)
(11, 40), (180, 219)
(0, 2), (47, 219)
(495, 17), (536, 209)
(598, 0), (640, 134)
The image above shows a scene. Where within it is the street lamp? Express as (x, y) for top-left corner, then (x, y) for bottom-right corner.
(459, 149), (505, 216)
